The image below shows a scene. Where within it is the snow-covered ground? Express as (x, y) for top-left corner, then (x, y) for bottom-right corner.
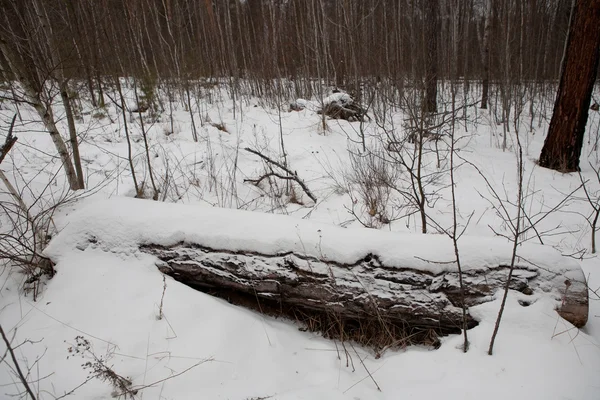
(1, 83), (599, 399)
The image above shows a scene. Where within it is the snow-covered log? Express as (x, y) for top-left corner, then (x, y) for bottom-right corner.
(47, 198), (588, 345)
(316, 91), (369, 122)
(141, 243), (587, 336)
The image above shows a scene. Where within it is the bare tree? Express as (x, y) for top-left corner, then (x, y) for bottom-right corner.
(488, 130), (525, 355)
(578, 164), (600, 254)
(31, 0), (85, 189)
(0, 1), (83, 190)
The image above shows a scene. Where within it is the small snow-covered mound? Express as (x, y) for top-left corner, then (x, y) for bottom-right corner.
(290, 90), (367, 121)
(46, 198), (577, 275)
(322, 91), (353, 106)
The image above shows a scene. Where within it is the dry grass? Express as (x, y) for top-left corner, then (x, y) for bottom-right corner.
(200, 285), (442, 355)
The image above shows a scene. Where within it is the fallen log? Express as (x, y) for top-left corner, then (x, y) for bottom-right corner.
(317, 90), (369, 122)
(46, 198), (588, 351)
(140, 240), (588, 349)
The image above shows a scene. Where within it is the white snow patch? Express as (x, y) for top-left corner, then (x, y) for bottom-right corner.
(46, 197), (582, 279)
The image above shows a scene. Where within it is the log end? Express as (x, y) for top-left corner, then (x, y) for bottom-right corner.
(558, 302), (588, 328)
(557, 278), (589, 328)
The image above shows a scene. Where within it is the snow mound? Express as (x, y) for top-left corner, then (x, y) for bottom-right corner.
(1, 200), (596, 400)
(47, 197), (582, 278)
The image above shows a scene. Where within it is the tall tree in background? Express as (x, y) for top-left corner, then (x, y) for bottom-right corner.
(480, 0), (492, 109)
(424, 0), (439, 113)
(538, 0), (600, 172)
(32, 0), (85, 189)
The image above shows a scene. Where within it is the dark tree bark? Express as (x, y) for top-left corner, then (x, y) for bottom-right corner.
(480, 0), (492, 109)
(538, 0), (600, 172)
(424, 0), (439, 113)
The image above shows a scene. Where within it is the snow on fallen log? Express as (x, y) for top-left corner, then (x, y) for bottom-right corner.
(46, 198), (588, 348)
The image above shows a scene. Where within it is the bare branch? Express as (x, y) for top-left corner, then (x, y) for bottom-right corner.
(244, 147), (317, 204)
(0, 325), (38, 400)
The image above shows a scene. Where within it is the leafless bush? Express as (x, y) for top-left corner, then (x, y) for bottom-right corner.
(65, 334), (212, 399)
(197, 128), (245, 209)
(0, 196), (57, 299)
(345, 147), (401, 229)
(0, 324), (40, 400)
(67, 336), (138, 399)
(0, 117), (74, 299)
(133, 80), (159, 201)
(373, 96), (451, 233)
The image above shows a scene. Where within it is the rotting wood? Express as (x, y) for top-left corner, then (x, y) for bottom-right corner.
(140, 243), (588, 350)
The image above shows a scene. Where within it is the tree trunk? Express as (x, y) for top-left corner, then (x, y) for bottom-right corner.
(538, 0), (600, 172)
(141, 242), (588, 347)
(0, 38), (81, 191)
(59, 82), (85, 189)
(35, 0), (85, 189)
(480, 0), (492, 109)
(424, 0), (439, 113)
(36, 99), (82, 191)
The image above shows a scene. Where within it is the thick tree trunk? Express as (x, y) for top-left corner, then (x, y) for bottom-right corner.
(141, 243), (588, 347)
(538, 0), (600, 172)
(424, 0), (439, 113)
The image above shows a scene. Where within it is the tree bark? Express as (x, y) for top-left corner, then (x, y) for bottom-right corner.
(538, 0), (600, 172)
(424, 0), (439, 113)
(480, 0), (492, 109)
(141, 243), (588, 343)
(59, 82), (85, 189)
(0, 37), (81, 191)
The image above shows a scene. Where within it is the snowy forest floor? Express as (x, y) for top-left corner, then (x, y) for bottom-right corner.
(0, 81), (599, 399)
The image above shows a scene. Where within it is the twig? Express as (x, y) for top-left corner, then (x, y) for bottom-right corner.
(54, 376), (96, 399)
(158, 275), (167, 320)
(244, 147), (317, 203)
(0, 324), (37, 400)
(127, 358), (213, 393)
(349, 342), (381, 391)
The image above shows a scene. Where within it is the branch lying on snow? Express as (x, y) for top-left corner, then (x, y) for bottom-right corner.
(244, 171), (298, 186)
(243, 147), (317, 204)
